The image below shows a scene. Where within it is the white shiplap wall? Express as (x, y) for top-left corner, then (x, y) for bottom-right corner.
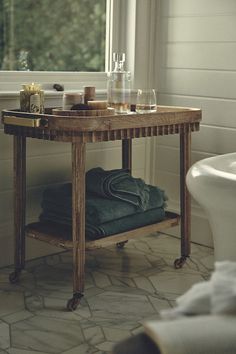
(155, 0), (236, 246)
(0, 95), (148, 267)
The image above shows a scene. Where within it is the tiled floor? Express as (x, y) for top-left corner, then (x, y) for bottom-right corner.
(0, 233), (214, 354)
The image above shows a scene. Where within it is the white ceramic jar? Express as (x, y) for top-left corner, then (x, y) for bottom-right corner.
(62, 92), (83, 110)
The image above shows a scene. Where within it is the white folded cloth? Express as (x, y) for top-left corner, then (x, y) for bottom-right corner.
(144, 261), (236, 354)
(160, 261), (236, 319)
(160, 281), (212, 319)
(211, 261), (236, 314)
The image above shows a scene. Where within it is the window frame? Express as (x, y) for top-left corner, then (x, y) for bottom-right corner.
(0, 0), (112, 93)
(0, 0), (159, 94)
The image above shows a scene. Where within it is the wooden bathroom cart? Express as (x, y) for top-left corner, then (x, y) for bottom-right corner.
(2, 106), (201, 310)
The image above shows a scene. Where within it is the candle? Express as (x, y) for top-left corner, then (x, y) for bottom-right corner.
(84, 86), (96, 104)
(20, 82), (44, 113)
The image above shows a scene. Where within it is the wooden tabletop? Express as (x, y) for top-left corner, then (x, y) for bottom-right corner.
(2, 105), (202, 143)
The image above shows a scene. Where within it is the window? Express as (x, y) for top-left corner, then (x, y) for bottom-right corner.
(0, 0), (106, 72)
(0, 0), (158, 93)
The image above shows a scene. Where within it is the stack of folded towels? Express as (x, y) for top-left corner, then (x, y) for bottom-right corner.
(40, 167), (168, 240)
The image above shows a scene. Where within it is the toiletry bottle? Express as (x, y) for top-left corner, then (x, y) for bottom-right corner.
(107, 53), (131, 114)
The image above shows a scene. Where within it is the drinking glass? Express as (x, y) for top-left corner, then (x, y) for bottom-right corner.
(136, 89), (157, 113)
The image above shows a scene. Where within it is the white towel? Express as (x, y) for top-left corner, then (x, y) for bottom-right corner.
(161, 281), (212, 319)
(161, 261), (236, 319)
(144, 261), (236, 354)
(211, 261), (236, 314)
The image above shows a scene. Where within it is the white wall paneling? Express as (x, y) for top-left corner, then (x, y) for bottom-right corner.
(159, 69), (236, 100)
(156, 0), (236, 248)
(160, 16), (236, 43)
(157, 125), (236, 155)
(158, 94), (236, 129)
(162, 43), (236, 71)
(160, 0), (236, 17)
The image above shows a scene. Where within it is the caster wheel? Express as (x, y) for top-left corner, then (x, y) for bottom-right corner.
(174, 256), (187, 269)
(9, 270), (21, 284)
(116, 241), (128, 249)
(66, 293), (83, 311)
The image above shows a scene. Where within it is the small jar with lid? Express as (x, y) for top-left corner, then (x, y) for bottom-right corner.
(62, 92), (83, 110)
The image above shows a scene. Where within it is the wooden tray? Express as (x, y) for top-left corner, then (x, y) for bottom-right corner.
(2, 106), (202, 133)
(52, 107), (115, 117)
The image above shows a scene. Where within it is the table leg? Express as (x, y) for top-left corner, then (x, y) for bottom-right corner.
(9, 136), (26, 283)
(67, 142), (86, 311)
(122, 139), (132, 172)
(116, 139), (133, 249)
(174, 128), (191, 269)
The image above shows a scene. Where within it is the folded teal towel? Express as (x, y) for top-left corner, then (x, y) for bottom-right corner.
(42, 196), (138, 225)
(42, 184), (167, 225)
(86, 207), (165, 239)
(40, 207), (165, 240)
(86, 168), (150, 211)
(40, 169), (168, 240)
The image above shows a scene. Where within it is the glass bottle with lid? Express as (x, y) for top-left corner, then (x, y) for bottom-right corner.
(107, 53), (131, 114)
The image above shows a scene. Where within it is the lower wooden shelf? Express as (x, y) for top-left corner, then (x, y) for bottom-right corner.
(25, 211), (180, 251)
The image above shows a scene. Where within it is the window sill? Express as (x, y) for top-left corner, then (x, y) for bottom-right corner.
(0, 71), (108, 94)
(0, 89), (108, 100)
